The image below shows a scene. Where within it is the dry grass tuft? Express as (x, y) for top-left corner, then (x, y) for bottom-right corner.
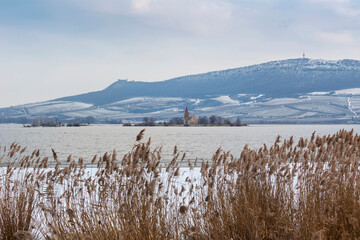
(0, 129), (360, 239)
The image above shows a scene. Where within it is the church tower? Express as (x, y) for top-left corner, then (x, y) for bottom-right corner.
(184, 107), (189, 125)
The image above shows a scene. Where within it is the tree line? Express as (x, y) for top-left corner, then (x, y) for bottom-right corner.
(129, 116), (246, 126)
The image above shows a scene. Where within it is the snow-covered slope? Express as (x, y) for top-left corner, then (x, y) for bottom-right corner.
(1, 90), (359, 123)
(1, 58), (360, 123)
(56, 58), (360, 105)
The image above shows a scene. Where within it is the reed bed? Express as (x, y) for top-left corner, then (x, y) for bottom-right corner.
(0, 129), (359, 239)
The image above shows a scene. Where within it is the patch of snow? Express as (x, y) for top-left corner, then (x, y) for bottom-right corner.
(264, 98), (303, 105)
(350, 97), (360, 110)
(347, 97), (358, 116)
(242, 101), (255, 105)
(335, 88), (360, 95)
(212, 96), (239, 105)
(250, 94), (264, 100)
(237, 93), (247, 97)
(109, 97), (184, 106)
(26, 101), (93, 115)
(309, 92), (330, 95)
(23, 101), (91, 108)
(189, 99), (202, 105)
(308, 59), (340, 66)
(296, 112), (318, 118)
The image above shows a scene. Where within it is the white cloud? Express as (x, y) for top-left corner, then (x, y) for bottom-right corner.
(69, 0), (233, 35)
(71, 0), (131, 14)
(308, 0), (360, 16)
(336, 6), (360, 16)
(315, 31), (355, 45)
(131, 0), (151, 12)
(146, 0), (233, 34)
(311, 0), (349, 3)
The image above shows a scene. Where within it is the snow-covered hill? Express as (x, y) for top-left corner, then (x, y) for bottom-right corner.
(1, 58), (360, 123)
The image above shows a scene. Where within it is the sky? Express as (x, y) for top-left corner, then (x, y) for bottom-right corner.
(0, 0), (360, 107)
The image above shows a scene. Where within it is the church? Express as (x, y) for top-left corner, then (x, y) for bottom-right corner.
(184, 107), (198, 126)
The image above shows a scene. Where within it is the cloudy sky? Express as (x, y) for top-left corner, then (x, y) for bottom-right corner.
(0, 0), (359, 107)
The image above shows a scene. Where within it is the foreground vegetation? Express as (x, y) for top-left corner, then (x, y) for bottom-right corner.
(0, 129), (360, 239)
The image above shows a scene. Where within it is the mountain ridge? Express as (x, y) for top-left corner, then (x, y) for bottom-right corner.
(57, 58), (360, 105)
(1, 58), (360, 123)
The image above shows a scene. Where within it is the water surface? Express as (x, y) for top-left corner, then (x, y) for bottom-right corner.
(0, 124), (358, 164)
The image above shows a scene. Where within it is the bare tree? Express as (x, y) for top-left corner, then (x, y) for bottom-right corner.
(198, 116), (209, 125)
(216, 116), (223, 125)
(209, 115), (217, 125)
(224, 118), (231, 125)
(168, 117), (183, 125)
(235, 116), (241, 126)
(143, 117), (156, 126)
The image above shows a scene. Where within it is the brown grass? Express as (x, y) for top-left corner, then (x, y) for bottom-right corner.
(0, 129), (360, 239)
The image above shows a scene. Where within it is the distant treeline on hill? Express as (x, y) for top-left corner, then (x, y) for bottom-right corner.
(0, 115), (246, 126)
(0, 116), (96, 124)
(126, 116), (246, 127)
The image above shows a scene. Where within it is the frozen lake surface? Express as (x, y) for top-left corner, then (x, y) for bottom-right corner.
(0, 124), (359, 164)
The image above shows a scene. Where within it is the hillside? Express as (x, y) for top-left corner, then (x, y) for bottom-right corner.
(58, 58), (360, 105)
(1, 58), (359, 123)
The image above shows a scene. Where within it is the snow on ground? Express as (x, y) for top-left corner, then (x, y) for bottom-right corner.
(335, 88), (360, 95)
(347, 97), (359, 116)
(295, 112), (318, 118)
(350, 97), (360, 111)
(250, 94), (264, 100)
(108, 97), (148, 105)
(242, 101), (255, 105)
(2, 92), (358, 123)
(109, 97), (184, 106)
(305, 59), (342, 69)
(247, 106), (301, 117)
(264, 98), (303, 105)
(309, 92), (330, 95)
(26, 101), (93, 115)
(189, 99), (202, 105)
(65, 108), (119, 118)
(23, 101), (91, 109)
(212, 96), (239, 105)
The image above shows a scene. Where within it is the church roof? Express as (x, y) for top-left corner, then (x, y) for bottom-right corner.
(185, 107), (189, 114)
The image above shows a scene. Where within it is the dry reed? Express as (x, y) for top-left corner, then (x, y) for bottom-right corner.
(0, 129), (359, 239)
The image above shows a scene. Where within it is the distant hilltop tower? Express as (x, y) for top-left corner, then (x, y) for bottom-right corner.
(303, 51), (306, 59)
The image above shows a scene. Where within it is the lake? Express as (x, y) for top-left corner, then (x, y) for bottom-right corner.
(0, 124), (359, 164)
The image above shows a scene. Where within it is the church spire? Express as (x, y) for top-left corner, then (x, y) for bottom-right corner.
(184, 107), (190, 125)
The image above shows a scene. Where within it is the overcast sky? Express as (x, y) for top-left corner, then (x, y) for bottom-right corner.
(0, 0), (359, 107)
